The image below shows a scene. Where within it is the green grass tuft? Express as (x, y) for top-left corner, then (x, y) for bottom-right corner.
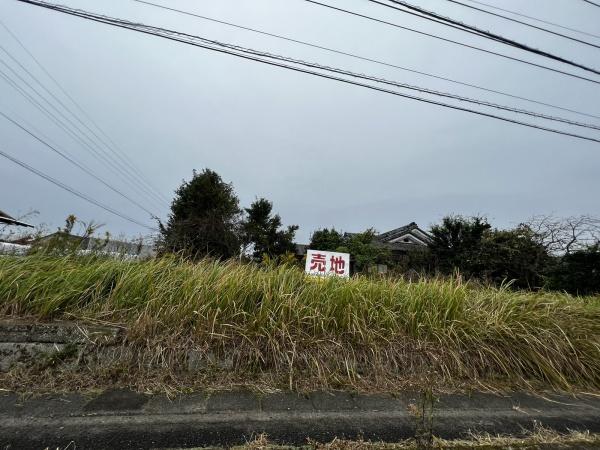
(0, 254), (599, 390)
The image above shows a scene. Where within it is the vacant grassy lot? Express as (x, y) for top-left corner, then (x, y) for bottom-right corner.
(0, 254), (599, 391)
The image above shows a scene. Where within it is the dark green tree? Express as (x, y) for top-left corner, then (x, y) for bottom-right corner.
(308, 228), (344, 252)
(429, 216), (553, 288)
(158, 169), (241, 259)
(480, 226), (551, 289)
(429, 215), (491, 276)
(546, 245), (600, 295)
(242, 198), (298, 260)
(338, 229), (390, 272)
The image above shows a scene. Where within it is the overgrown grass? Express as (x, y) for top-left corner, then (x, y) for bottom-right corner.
(233, 428), (600, 449)
(0, 254), (599, 391)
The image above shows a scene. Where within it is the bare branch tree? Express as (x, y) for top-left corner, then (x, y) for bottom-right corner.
(523, 214), (600, 255)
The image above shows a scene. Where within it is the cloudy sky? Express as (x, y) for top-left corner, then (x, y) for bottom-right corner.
(1, 0), (599, 242)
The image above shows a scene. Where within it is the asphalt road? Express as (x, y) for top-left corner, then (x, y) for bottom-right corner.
(2, 389), (600, 449)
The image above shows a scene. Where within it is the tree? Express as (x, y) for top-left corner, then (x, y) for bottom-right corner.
(525, 215), (600, 255)
(546, 244), (600, 295)
(158, 169), (242, 259)
(339, 229), (390, 272)
(479, 226), (551, 289)
(242, 198), (298, 261)
(308, 228), (344, 252)
(429, 216), (553, 287)
(429, 215), (491, 276)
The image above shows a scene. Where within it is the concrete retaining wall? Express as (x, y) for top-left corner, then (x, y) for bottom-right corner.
(0, 320), (122, 372)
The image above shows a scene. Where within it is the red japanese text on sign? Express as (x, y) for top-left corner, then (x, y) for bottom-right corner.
(305, 249), (350, 279)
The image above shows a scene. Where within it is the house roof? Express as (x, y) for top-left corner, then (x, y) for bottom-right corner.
(296, 222), (433, 256)
(376, 222), (432, 245)
(0, 209), (34, 228)
(36, 232), (155, 257)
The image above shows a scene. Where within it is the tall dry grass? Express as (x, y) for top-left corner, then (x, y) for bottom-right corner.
(0, 254), (599, 389)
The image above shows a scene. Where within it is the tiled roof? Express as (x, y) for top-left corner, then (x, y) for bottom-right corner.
(376, 222), (419, 242)
(376, 223), (432, 244)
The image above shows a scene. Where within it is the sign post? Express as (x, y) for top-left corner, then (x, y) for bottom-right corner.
(305, 249), (350, 279)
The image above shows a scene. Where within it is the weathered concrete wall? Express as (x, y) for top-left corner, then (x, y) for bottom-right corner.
(2, 321), (600, 449)
(0, 320), (122, 372)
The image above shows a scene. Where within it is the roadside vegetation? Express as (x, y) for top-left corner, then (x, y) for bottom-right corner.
(3, 169), (600, 296)
(1, 169), (599, 392)
(1, 252), (599, 392)
(225, 428), (600, 450)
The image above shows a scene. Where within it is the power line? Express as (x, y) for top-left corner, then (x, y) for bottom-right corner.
(0, 21), (169, 209)
(582, 0), (600, 8)
(368, 0), (600, 76)
(0, 59), (165, 212)
(152, 27), (600, 131)
(29, 1), (599, 132)
(0, 19), (169, 207)
(458, 0), (600, 40)
(444, 0), (600, 49)
(0, 110), (159, 218)
(15, 0), (600, 144)
(0, 147), (158, 231)
(0, 53), (164, 212)
(0, 19), (170, 207)
(302, 0), (600, 86)
(0, 65), (118, 167)
(132, 0), (600, 121)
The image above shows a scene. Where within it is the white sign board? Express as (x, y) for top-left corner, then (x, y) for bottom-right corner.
(305, 249), (350, 278)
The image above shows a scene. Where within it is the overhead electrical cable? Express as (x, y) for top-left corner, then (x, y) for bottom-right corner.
(302, 0), (600, 86)
(0, 69), (165, 216)
(444, 0), (600, 49)
(0, 50), (167, 213)
(0, 147), (158, 231)
(0, 39), (168, 210)
(14, 0), (600, 144)
(0, 19), (170, 207)
(20, 0), (600, 132)
(0, 110), (159, 218)
(458, 0), (600, 40)
(0, 65), (124, 169)
(136, 26), (600, 131)
(582, 0), (600, 8)
(0, 58), (165, 212)
(0, 106), (67, 152)
(132, 0), (600, 121)
(368, 0), (600, 75)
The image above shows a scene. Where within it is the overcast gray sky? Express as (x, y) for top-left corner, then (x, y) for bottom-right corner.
(1, 0), (599, 242)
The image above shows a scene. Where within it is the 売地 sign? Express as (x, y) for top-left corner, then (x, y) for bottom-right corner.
(305, 249), (350, 278)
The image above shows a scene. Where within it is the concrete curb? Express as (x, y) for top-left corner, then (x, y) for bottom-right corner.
(1, 390), (600, 449)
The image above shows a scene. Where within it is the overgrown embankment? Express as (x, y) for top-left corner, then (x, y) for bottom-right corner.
(0, 254), (599, 391)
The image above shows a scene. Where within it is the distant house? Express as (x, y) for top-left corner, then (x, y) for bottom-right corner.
(297, 222), (432, 266)
(0, 209), (33, 228)
(36, 232), (156, 259)
(373, 222), (433, 260)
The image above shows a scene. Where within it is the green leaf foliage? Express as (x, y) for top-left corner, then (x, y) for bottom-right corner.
(546, 245), (600, 295)
(158, 169), (242, 260)
(243, 198), (298, 261)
